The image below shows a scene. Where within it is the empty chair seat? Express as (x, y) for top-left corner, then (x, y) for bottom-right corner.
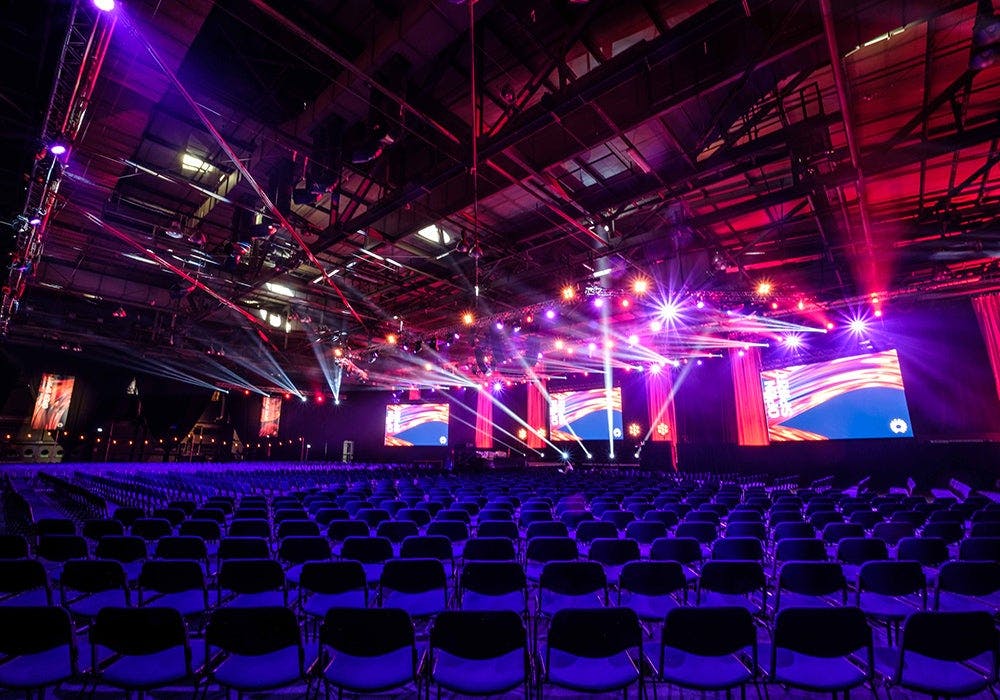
(0, 606), (76, 695)
(656, 606), (756, 694)
(318, 607), (419, 697)
(206, 607), (304, 694)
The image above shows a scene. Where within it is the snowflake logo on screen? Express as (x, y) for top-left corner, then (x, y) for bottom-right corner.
(889, 418), (908, 434)
(612, 428), (623, 439)
(438, 436), (448, 445)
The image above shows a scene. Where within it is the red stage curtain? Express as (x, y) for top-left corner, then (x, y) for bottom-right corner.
(526, 382), (547, 449)
(730, 347), (770, 446)
(646, 370), (678, 469)
(475, 389), (493, 449)
(973, 294), (1000, 402)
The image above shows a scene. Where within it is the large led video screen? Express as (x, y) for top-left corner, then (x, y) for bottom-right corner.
(31, 374), (75, 430)
(549, 387), (624, 441)
(761, 349), (913, 441)
(384, 403), (450, 446)
(259, 396), (282, 437)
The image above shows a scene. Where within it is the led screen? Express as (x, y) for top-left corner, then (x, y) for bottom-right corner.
(549, 387), (624, 441)
(385, 403), (450, 446)
(31, 374), (75, 430)
(259, 396), (282, 437)
(761, 349), (913, 441)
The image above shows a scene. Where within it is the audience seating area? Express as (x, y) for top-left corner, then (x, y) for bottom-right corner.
(1, 464), (999, 698)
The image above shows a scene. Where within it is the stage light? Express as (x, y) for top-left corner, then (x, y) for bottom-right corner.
(333, 347), (344, 358)
(621, 298), (630, 308)
(797, 300), (806, 311)
(849, 318), (868, 334)
(423, 362), (433, 371)
(782, 334), (803, 349)
(492, 381), (503, 393)
(315, 394), (324, 404)
(737, 349), (746, 357)
(771, 302), (779, 310)
(873, 308), (883, 318)
(588, 342), (597, 352)
(593, 297), (605, 308)
(826, 322), (835, 330)
(696, 359), (703, 366)
(284, 393), (291, 400)
(49, 143), (67, 155)
(561, 285), (575, 301)
(604, 338), (614, 349)
(649, 320), (662, 332)
(386, 333), (397, 345)
(696, 299), (705, 309)
(495, 321), (504, 330)
(93, 0), (115, 10)
(632, 278), (650, 295)
(462, 311), (474, 325)
(650, 363), (662, 374)
(545, 309), (556, 320)
(517, 428), (528, 440)
(525, 315), (533, 323)
(756, 280), (773, 296)
(561, 451), (570, 460)
(28, 214), (42, 225)
(658, 301), (680, 322)
(627, 422), (642, 438)
(627, 334), (639, 346)
(554, 339), (565, 350)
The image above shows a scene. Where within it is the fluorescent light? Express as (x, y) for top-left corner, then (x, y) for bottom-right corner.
(122, 252), (158, 266)
(311, 269), (340, 284)
(385, 257), (403, 268)
(593, 268), (613, 278)
(181, 152), (214, 173)
(358, 248), (385, 261)
(264, 282), (295, 297)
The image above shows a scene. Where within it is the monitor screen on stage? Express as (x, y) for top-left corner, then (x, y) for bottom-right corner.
(549, 386), (624, 441)
(259, 396), (282, 437)
(384, 403), (450, 446)
(760, 349), (914, 441)
(31, 373), (75, 431)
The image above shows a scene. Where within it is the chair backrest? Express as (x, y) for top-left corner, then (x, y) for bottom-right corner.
(36, 534), (87, 562)
(476, 520), (519, 540)
(426, 521), (469, 542)
(139, 559), (205, 593)
(662, 606), (755, 656)
(328, 520), (371, 542)
(320, 607), (414, 656)
(155, 536), (208, 561)
(959, 536), (1000, 561)
(431, 610), (525, 659)
(207, 606), (301, 656)
(896, 537), (948, 566)
(871, 522), (915, 545)
(95, 535), (146, 563)
(539, 561), (607, 596)
(772, 522), (815, 541)
(525, 536), (578, 564)
(777, 561), (847, 597)
(61, 559), (126, 593)
(575, 521), (618, 543)
(921, 521), (964, 544)
(0, 606), (73, 656)
(774, 537), (826, 564)
(178, 519), (221, 541)
(773, 606), (871, 658)
(340, 536), (393, 563)
(0, 533), (29, 559)
(0, 558), (49, 596)
(462, 537), (517, 561)
(857, 560), (925, 597)
(699, 561), (766, 596)
(711, 537), (763, 561)
(381, 558), (447, 593)
(588, 538), (640, 566)
(35, 518), (76, 537)
(619, 560), (686, 596)
(228, 519), (271, 539)
(936, 560), (1000, 597)
(218, 537), (270, 560)
(399, 535), (452, 561)
(460, 561), (526, 597)
(625, 520), (667, 543)
(376, 520), (420, 543)
(299, 560), (367, 596)
(82, 519), (125, 541)
(900, 611), (997, 665)
(131, 518), (173, 540)
(836, 537), (888, 564)
(217, 559), (285, 592)
(525, 521), (568, 540)
(649, 536), (702, 564)
(548, 607), (641, 657)
(91, 607), (188, 657)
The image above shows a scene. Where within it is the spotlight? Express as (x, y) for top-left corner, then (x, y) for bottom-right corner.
(495, 321), (504, 330)
(627, 422), (642, 438)
(423, 362), (433, 371)
(621, 298), (630, 308)
(554, 339), (565, 350)
(632, 278), (650, 295)
(627, 334), (639, 346)
(849, 318), (868, 334)
(696, 299), (705, 309)
(93, 0), (115, 10)
(333, 347), (344, 358)
(48, 143), (67, 155)
(873, 308), (883, 318)
(782, 334), (803, 349)
(658, 301), (680, 322)
(386, 333), (398, 345)
(771, 302), (779, 310)
(315, 394), (324, 404)
(593, 297), (605, 309)
(28, 213), (42, 225)
(650, 320), (663, 332)
(797, 300), (806, 311)
(649, 363), (662, 374)
(517, 428), (528, 440)
(561, 285), (575, 301)
(756, 280), (773, 296)
(545, 309), (556, 320)
(561, 451), (570, 460)
(492, 381), (503, 393)
(462, 312), (474, 326)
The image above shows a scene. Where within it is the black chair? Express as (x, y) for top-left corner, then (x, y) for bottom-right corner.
(428, 611), (529, 697)
(138, 559), (208, 618)
(339, 536), (393, 584)
(657, 606), (756, 694)
(697, 560), (767, 615)
(35, 518), (75, 538)
(618, 560), (687, 621)
(218, 536), (270, 561)
(379, 558), (448, 618)
(206, 606), (304, 694)
(959, 536), (1000, 561)
(94, 535), (146, 583)
(298, 560), (368, 627)
(0, 606), (76, 696)
(935, 560), (1000, 614)
(876, 612), (997, 697)
(773, 561), (848, 612)
(316, 607), (420, 698)
(587, 537), (640, 582)
(81, 519), (125, 542)
(857, 560), (926, 644)
(217, 558), (287, 607)
(35, 534), (87, 580)
(0, 534), (29, 559)
(59, 559), (129, 619)
(227, 518), (271, 539)
(476, 520), (519, 542)
(542, 607), (643, 697)
(711, 536), (764, 562)
(130, 518), (173, 541)
(459, 561), (528, 613)
(768, 606), (873, 694)
(89, 607), (196, 693)
(0, 559), (51, 607)
(525, 537), (578, 583)
(650, 536), (703, 584)
(462, 536), (517, 562)
(278, 535), (332, 585)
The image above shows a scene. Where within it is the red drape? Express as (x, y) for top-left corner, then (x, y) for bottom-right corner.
(730, 347), (770, 446)
(973, 294), (1000, 402)
(475, 389), (493, 449)
(526, 382), (547, 448)
(646, 370), (678, 469)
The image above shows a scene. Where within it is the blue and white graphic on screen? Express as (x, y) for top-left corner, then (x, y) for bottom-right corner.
(549, 387), (624, 441)
(385, 404), (450, 446)
(760, 349), (914, 441)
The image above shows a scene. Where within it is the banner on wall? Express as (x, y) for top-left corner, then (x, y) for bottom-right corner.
(31, 374), (75, 430)
(259, 396), (282, 437)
